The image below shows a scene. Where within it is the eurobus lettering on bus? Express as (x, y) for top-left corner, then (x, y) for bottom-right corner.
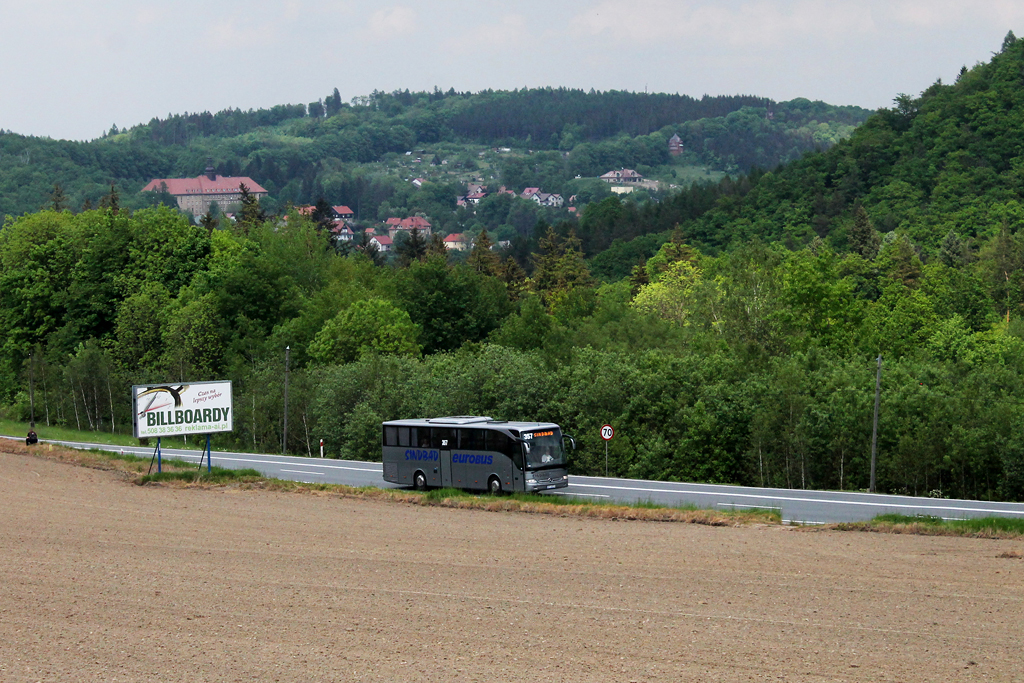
(381, 416), (575, 494)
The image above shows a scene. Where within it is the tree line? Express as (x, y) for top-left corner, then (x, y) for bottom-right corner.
(3, 197), (1024, 502)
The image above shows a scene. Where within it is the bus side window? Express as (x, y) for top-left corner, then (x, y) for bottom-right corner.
(486, 431), (509, 455)
(384, 426), (398, 447)
(461, 429), (485, 451)
(432, 428), (454, 449)
(398, 427), (411, 447)
(416, 427), (432, 448)
(487, 431), (522, 470)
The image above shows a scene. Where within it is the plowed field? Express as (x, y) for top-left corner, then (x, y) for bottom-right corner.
(2, 452), (1022, 682)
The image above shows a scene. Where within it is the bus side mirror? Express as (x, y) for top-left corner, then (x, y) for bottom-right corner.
(564, 435), (576, 450)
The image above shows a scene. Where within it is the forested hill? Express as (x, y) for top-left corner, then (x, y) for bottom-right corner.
(0, 87), (870, 218)
(668, 32), (1024, 253)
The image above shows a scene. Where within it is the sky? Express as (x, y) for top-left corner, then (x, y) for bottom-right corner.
(2, 0), (1023, 141)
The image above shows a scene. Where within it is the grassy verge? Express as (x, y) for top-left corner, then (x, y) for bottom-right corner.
(11, 437), (1020, 536)
(831, 513), (1024, 539)
(4, 438), (779, 526)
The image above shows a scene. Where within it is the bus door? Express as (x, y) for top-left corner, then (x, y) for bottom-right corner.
(433, 427), (455, 487)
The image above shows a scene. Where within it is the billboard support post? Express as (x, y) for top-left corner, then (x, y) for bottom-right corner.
(28, 353), (35, 427)
(283, 346), (290, 455)
(206, 434), (211, 473)
(157, 437), (162, 474)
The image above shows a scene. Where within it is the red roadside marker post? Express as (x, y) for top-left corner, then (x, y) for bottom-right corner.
(601, 424), (614, 476)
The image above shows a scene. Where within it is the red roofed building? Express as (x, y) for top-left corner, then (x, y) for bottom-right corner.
(599, 168), (644, 183)
(385, 216), (433, 240)
(142, 160), (267, 217)
(668, 133), (683, 156)
(370, 235), (393, 252)
(332, 205), (354, 222)
(443, 233), (468, 251)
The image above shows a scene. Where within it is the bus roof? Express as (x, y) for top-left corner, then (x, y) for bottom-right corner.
(382, 416), (559, 430)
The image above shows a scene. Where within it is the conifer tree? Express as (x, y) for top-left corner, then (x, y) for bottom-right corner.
(530, 226), (595, 307)
(237, 183), (265, 236)
(312, 197), (335, 232)
(200, 208), (219, 236)
(396, 228), (427, 267)
(629, 263), (650, 300)
(425, 232), (449, 260)
(99, 183), (120, 214)
(50, 184), (68, 212)
(939, 230), (968, 268)
(849, 205), (880, 259)
(467, 229), (501, 276)
(497, 256), (527, 301)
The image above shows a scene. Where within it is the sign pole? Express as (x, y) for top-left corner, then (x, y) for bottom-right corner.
(600, 424), (614, 477)
(157, 437), (162, 473)
(206, 434), (212, 473)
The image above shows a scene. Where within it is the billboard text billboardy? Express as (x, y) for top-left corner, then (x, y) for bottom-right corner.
(132, 380), (233, 438)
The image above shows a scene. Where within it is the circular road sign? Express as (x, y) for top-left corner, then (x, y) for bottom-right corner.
(601, 424), (614, 441)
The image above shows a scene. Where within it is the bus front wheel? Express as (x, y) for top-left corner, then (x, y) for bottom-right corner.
(488, 476), (502, 495)
(414, 471), (428, 491)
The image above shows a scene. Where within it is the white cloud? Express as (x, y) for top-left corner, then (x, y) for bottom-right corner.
(441, 13), (530, 55)
(368, 6), (417, 40)
(886, 0), (1024, 28)
(571, 0), (875, 47)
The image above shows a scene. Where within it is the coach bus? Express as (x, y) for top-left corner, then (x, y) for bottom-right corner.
(381, 416), (574, 494)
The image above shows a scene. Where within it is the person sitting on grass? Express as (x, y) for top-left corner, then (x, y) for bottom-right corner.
(26, 425), (38, 446)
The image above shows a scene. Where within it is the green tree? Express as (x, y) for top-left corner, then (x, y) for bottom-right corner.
(309, 299), (421, 363)
(848, 206), (880, 259)
(396, 228), (427, 267)
(530, 226), (596, 310)
(50, 184), (69, 212)
(467, 229), (501, 275)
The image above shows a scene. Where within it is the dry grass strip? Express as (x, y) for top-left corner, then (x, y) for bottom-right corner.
(825, 520), (1024, 540)
(4, 440), (774, 526)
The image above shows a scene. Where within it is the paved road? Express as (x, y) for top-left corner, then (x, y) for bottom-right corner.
(11, 436), (1024, 524)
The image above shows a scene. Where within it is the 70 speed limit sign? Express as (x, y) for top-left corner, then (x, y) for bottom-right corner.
(601, 424), (614, 441)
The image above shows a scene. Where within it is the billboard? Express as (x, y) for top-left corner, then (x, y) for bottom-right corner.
(132, 381), (233, 438)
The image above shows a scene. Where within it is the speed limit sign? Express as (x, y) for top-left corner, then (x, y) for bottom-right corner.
(601, 424), (614, 441)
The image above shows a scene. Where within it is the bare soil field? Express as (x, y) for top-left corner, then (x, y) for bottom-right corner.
(1, 451), (1022, 682)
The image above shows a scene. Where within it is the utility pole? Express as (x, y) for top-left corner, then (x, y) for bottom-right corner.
(283, 346), (290, 455)
(870, 355), (882, 494)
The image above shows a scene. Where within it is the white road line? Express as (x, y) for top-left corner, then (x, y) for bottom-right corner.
(549, 491), (610, 498)
(573, 483), (1024, 516)
(281, 469), (325, 476)
(44, 441), (383, 473)
(717, 503), (781, 511)
(156, 452), (381, 473)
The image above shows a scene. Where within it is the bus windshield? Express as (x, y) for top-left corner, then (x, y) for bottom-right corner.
(521, 429), (565, 469)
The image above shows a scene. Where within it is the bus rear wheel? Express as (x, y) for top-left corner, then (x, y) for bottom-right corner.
(488, 476), (502, 495)
(414, 471), (428, 491)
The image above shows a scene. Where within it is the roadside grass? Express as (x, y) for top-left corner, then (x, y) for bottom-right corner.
(138, 467), (264, 485)
(10, 437), (1022, 536)
(4, 439), (779, 526)
(832, 513), (1024, 539)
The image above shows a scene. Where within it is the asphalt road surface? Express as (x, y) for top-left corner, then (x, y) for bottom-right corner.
(17, 436), (1024, 524)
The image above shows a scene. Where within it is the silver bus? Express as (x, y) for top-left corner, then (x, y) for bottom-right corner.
(381, 416), (573, 494)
